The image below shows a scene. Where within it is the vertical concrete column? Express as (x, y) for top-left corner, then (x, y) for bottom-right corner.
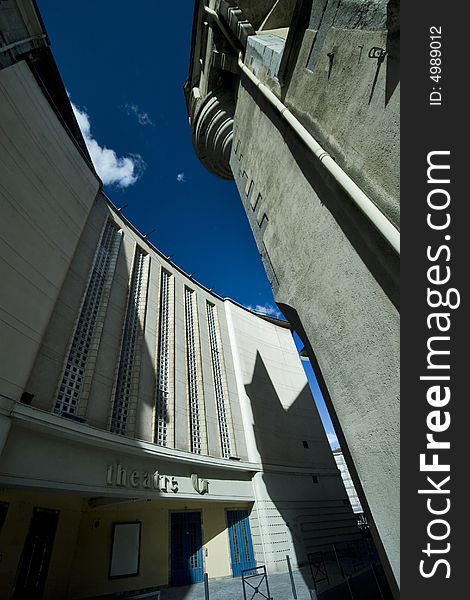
(197, 294), (220, 457)
(217, 304), (247, 459)
(223, 302), (260, 464)
(224, 302), (270, 567)
(135, 257), (159, 442)
(174, 278), (190, 451)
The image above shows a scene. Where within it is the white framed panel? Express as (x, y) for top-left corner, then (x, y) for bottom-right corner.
(109, 521), (141, 578)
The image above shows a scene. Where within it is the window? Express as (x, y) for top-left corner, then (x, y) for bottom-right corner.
(55, 220), (121, 415)
(155, 269), (173, 446)
(206, 302), (232, 458)
(111, 247), (148, 435)
(185, 287), (202, 454)
(251, 192), (262, 211)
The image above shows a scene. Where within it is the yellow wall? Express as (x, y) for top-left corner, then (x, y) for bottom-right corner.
(202, 504), (232, 579)
(0, 490), (251, 599)
(70, 499), (250, 598)
(69, 499), (170, 598)
(0, 490), (83, 599)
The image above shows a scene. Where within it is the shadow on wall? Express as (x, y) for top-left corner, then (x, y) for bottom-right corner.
(279, 0), (400, 108)
(82, 498), (231, 600)
(385, 0), (400, 106)
(10, 209), (244, 598)
(240, 75), (399, 312)
(245, 352), (315, 468)
(10, 210), (168, 597)
(244, 352), (391, 598)
(244, 352), (354, 588)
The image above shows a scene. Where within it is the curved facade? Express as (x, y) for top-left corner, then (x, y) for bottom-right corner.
(0, 191), (357, 597)
(0, 5), (359, 597)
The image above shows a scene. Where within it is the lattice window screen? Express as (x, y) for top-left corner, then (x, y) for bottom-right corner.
(155, 269), (173, 446)
(206, 302), (233, 458)
(185, 287), (203, 454)
(110, 247), (148, 435)
(55, 220), (121, 415)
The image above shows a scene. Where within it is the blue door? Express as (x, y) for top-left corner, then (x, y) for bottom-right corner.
(170, 512), (204, 585)
(227, 510), (256, 577)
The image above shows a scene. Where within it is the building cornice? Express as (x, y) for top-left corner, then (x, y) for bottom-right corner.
(1, 398), (261, 474)
(103, 196), (291, 329)
(1, 399), (334, 476)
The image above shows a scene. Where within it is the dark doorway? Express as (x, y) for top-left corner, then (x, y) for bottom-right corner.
(12, 507), (59, 599)
(170, 511), (203, 585)
(226, 509), (255, 577)
(0, 502), (9, 533)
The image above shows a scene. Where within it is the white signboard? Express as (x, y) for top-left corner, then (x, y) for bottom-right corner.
(109, 522), (141, 578)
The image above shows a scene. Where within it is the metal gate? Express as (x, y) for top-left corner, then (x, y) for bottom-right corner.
(227, 509), (256, 577)
(170, 512), (204, 585)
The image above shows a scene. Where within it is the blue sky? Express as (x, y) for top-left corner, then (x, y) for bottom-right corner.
(37, 0), (339, 449)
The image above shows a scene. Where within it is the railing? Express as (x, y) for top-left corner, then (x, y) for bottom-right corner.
(307, 550), (330, 590)
(306, 539), (390, 599)
(242, 565), (272, 600)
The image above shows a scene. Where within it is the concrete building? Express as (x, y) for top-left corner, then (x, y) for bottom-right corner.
(0, 2), (360, 598)
(185, 0), (400, 594)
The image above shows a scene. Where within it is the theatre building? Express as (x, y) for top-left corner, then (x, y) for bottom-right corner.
(0, 1), (358, 598)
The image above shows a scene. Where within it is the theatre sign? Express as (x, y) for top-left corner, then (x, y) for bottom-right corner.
(106, 463), (210, 495)
(106, 463), (179, 493)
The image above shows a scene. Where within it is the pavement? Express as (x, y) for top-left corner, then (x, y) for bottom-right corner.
(159, 568), (317, 600)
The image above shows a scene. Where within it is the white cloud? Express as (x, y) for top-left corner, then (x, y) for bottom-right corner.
(327, 431), (339, 448)
(246, 303), (282, 319)
(176, 172), (186, 183)
(124, 103), (153, 126)
(71, 101), (145, 188)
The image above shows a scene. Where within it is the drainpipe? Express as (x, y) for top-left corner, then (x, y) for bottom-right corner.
(237, 53), (400, 255)
(0, 34), (47, 55)
(203, 5), (240, 53)
(203, 6), (400, 254)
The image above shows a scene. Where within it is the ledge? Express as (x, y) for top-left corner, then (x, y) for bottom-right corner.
(1, 398), (261, 474)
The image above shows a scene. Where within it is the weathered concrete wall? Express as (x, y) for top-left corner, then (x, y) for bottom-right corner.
(224, 2), (400, 587)
(230, 79), (399, 584)
(187, 0), (399, 589)
(285, 23), (399, 228)
(245, 8), (399, 228)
